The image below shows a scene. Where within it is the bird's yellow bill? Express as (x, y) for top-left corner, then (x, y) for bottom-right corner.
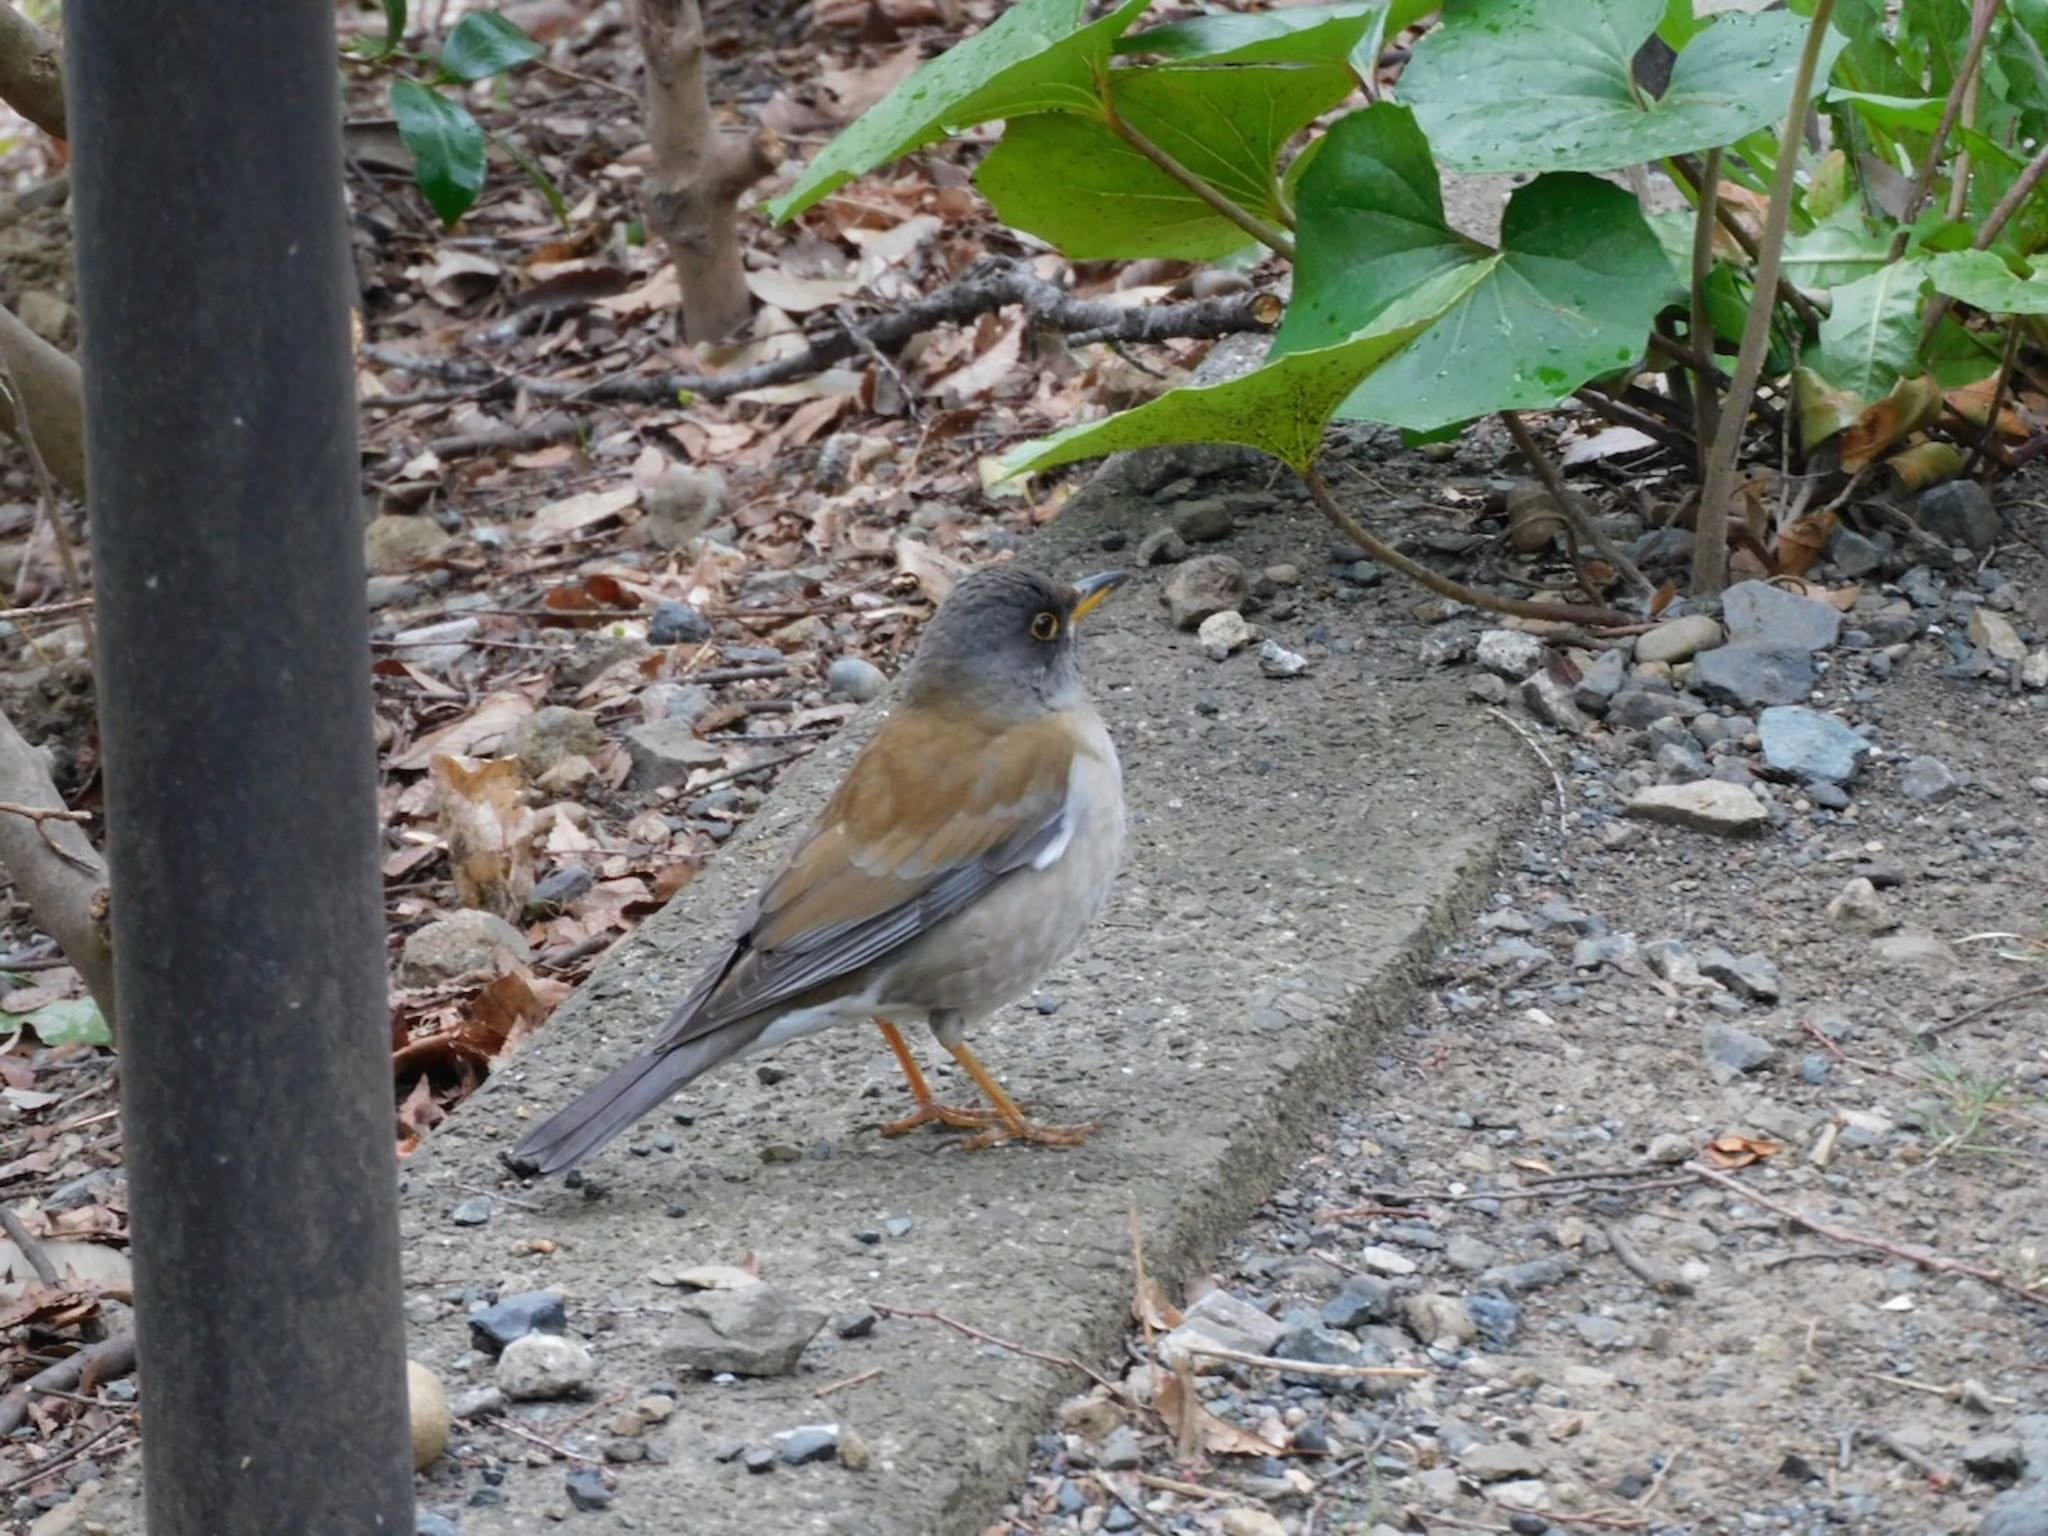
(1069, 570), (1128, 624)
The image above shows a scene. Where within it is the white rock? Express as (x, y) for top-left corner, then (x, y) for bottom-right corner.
(1198, 609), (1254, 659)
(1968, 608), (2027, 662)
(1825, 876), (1892, 931)
(1477, 628), (1546, 680)
(1159, 1289), (1285, 1368)
(496, 1333), (595, 1401)
(1258, 639), (1309, 678)
(1634, 613), (1723, 664)
(2022, 649), (2048, 690)
(408, 1360), (450, 1469)
(1624, 780), (1768, 836)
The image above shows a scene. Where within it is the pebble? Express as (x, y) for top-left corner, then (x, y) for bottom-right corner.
(1624, 780), (1768, 836)
(1969, 608), (2028, 662)
(775, 1424), (841, 1466)
(1402, 1293), (1478, 1347)
(834, 1304), (879, 1339)
(470, 1290), (566, 1354)
(1098, 1424), (1144, 1470)
(495, 1333), (595, 1401)
(1691, 643), (1817, 707)
(448, 1196), (492, 1228)
(1695, 946), (1781, 1000)
(1702, 1020), (1777, 1082)
(623, 719), (728, 788)
(1172, 499), (1235, 543)
(1477, 629), (1546, 680)
(1758, 705), (1867, 784)
(1634, 614), (1723, 664)
(826, 656), (887, 703)
(1136, 526), (1189, 565)
(1259, 639), (1309, 678)
(1826, 877), (1891, 930)
(402, 911), (532, 986)
(1458, 1441), (1548, 1482)
(1829, 525), (1886, 577)
(743, 1446), (778, 1474)
(1722, 580), (1842, 652)
(1319, 1275), (1395, 1331)
(665, 1284), (827, 1376)
(1221, 1510), (1289, 1536)
(1914, 479), (2000, 553)
(1573, 648), (1628, 711)
(1521, 671), (1588, 734)
(527, 865), (594, 918)
(1198, 609), (1254, 659)
(563, 1468), (614, 1511)
(1898, 754), (1959, 802)
(647, 601), (711, 647)
(1162, 556), (1248, 630)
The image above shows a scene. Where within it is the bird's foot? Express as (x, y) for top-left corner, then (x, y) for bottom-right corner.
(879, 1100), (1003, 1137)
(961, 1117), (1099, 1152)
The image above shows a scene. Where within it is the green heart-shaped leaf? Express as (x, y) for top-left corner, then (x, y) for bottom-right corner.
(976, 60), (1354, 258)
(768, 0), (1152, 223)
(1929, 249), (2048, 315)
(1810, 258), (1930, 396)
(440, 11), (544, 82)
(1273, 104), (1677, 432)
(1403, 0), (1844, 173)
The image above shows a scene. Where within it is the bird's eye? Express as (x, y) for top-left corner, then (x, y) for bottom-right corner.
(1030, 611), (1061, 641)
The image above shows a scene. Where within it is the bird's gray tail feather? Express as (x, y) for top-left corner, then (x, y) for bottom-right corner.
(507, 1031), (741, 1176)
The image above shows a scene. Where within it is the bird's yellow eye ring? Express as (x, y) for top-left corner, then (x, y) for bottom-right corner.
(1030, 611), (1061, 642)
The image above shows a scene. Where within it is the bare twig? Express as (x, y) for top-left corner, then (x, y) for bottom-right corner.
(0, 1203), (57, 1289)
(1692, 0), (1836, 595)
(1571, 386), (1696, 459)
(1688, 147), (1724, 477)
(495, 1414), (603, 1465)
(1485, 707), (1568, 839)
(1597, 1219), (1693, 1297)
(1962, 321), (2024, 479)
(1501, 411), (1653, 597)
(1860, 1427), (1953, 1488)
(871, 1303), (1128, 1398)
(1666, 156), (1824, 332)
(1920, 136), (2048, 347)
(0, 1329), (136, 1438)
(0, 1423), (130, 1498)
(1178, 1341), (1428, 1380)
(1921, 980), (2048, 1036)
(815, 1366), (883, 1398)
(682, 746), (814, 795)
(1890, 0), (1999, 256)
(1303, 466), (1636, 627)
(1688, 1162), (2048, 1310)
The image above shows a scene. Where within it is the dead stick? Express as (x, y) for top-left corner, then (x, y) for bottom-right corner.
(870, 1303), (1125, 1398)
(814, 1366), (883, 1398)
(1178, 1342), (1428, 1379)
(0, 1203), (57, 1288)
(0, 1329), (136, 1438)
(1500, 411), (1653, 597)
(1688, 1162), (2048, 1309)
(1596, 1219), (1693, 1297)
(1923, 980), (2048, 1036)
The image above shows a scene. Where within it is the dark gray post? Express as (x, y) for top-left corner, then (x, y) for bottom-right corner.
(63, 3), (413, 1530)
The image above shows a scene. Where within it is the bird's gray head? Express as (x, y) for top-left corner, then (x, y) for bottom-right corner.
(904, 565), (1126, 718)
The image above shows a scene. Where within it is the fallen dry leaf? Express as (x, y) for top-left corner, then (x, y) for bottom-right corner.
(431, 754), (536, 922)
(1705, 1134), (1784, 1169)
(1157, 1368), (1287, 1460)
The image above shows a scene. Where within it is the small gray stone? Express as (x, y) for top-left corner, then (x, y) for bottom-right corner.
(1570, 1314), (1625, 1349)
(470, 1290), (566, 1354)
(527, 865), (595, 919)
(1968, 608), (2028, 663)
(1458, 1441), (1547, 1482)
(1467, 673), (1510, 705)
(826, 656), (888, 703)
(1914, 480), (2000, 554)
(1275, 1323), (1369, 1368)
(1691, 643), (1817, 708)
(1899, 755), (1960, 803)
(1960, 1433), (2026, 1484)
(644, 463), (728, 551)
(416, 1513), (460, 1536)
(1521, 671), (1588, 734)
(1162, 555), (1248, 630)
(449, 1196), (492, 1227)
(1402, 1293), (1477, 1347)
(1160, 1290), (1285, 1367)
(1826, 877), (1891, 930)
(1573, 648), (1628, 712)
(664, 1285), (827, 1377)
(1419, 632), (1473, 666)
(623, 718), (726, 789)
(1635, 614), (1723, 665)
(834, 1305), (878, 1339)
(1136, 526), (1190, 565)
(400, 910), (532, 985)
(1098, 1425), (1144, 1470)
(509, 705), (603, 777)
(1829, 525), (1886, 578)
(1320, 1276), (1395, 1331)
(743, 1446), (778, 1474)
(1702, 1021), (1776, 1082)
(648, 600), (712, 646)
(1477, 629), (1546, 680)
(1981, 1490), (2048, 1536)
(1608, 687), (1686, 730)
(1758, 705), (1867, 784)
(1624, 780), (1768, 836)
(564, 1467), (614, 1511)
(1723, 581), (1842, 652)
(1171, 499), (1235, 543)
(1198, 610), (1255, 659)
(640, 681), (714, 724)
(1258, 638), (1309, 678)
(775, 1424), (841, 1466)
(1696, 947), (1781, 1000)
(365, 514), (450, 574)
(496, 1333), (595, 1401)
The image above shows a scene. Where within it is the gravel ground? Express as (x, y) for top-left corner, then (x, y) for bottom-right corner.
(1000, 465), (2048, 1536)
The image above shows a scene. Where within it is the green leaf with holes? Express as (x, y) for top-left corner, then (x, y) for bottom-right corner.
(767, 0), (1153, 223)
(1403, 0), (1844, 173)
(995, 264), (1485, 478)
(975, 60), (1354, 259)
(1929, 250), (2048, 315)
(439, 11), (543, 82)
(1272, 104), (1676, 432)
(392, 80), (487, 224)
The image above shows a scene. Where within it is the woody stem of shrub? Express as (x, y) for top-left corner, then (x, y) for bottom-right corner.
(1499, 411), (1654, 599)
(1300, 464), (1634, 628)
(1688, 147), (1723, 480)
(1888, 0), (1998, 262)
(1666, 155), (1823, 333)
(1920, 137), (2048, 351)
(1692, 0), (1836, 597)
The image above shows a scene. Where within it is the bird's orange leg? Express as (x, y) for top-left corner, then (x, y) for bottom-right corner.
(940, 1037), (1098, 1151)
(873, 1020), (1001, 1137)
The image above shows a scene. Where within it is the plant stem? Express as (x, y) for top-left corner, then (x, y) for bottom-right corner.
(1889, 0), (1998, 259)
(1499, 410), (1655, 598)
(1692, 0), (1836, 596)
(1102, 98), (1294, 259)
(1299, 464), (1634, 628)
(1944, 9), (1987, 222)
(1920, 136), (2048, 348)
(1666, 155), (1824, 331)
(1689, 146), (1724, 481)
(1962, 321), (2023, 477)
(1572, 385), (1696, 459)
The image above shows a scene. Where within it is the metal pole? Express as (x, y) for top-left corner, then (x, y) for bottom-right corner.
(63, 4), (413, 1530)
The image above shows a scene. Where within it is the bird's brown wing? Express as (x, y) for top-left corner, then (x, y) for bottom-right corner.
(650, 705), (1089, 1050)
